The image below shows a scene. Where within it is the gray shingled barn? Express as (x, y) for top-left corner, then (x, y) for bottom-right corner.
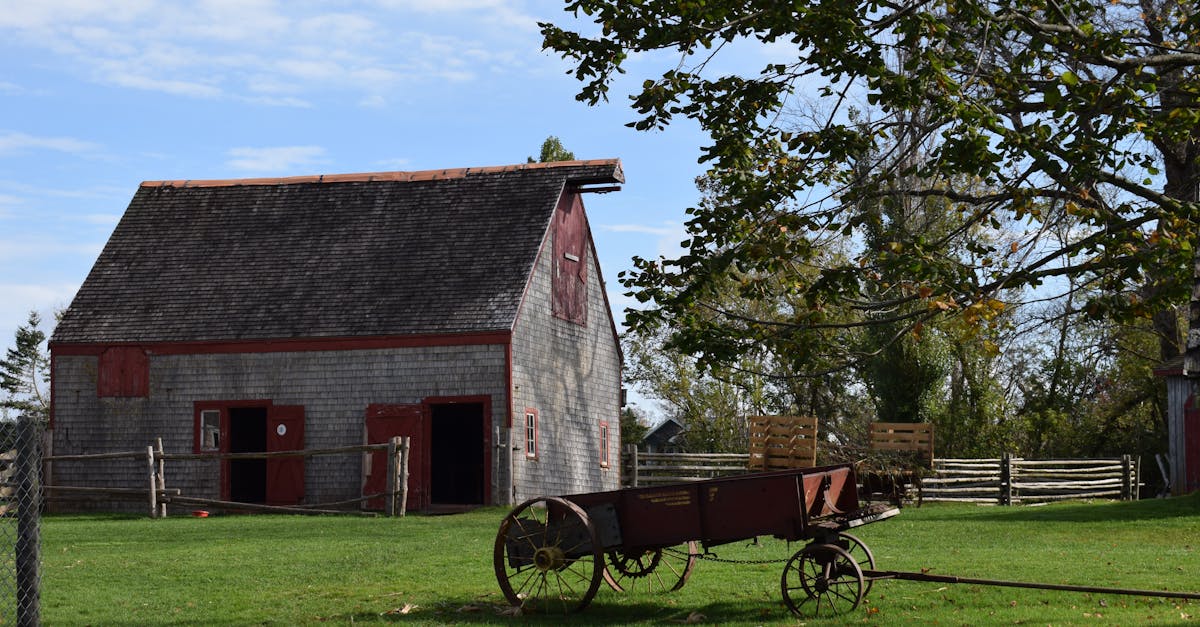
(49, 160), (625, 512)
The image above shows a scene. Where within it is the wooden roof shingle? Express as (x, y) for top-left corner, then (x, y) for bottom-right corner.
(52, 160), (623, 344)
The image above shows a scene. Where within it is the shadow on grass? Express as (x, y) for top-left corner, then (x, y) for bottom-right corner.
(924, 491), (1200, 523)
(356, 597), (799, 625)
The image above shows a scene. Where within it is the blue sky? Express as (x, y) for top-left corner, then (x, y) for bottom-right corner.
(0, 0), (775, 397)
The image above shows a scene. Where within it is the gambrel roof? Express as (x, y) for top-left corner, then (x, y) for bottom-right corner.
(53, 160), (623, 344)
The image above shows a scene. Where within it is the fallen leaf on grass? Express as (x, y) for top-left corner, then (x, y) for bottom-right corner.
(496, 605), (523, 617)
(668, 611), (706, 624)
(381, 603), (418, 616)
(456, 604), (483, 613)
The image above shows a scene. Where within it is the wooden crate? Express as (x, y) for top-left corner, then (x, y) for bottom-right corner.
(747, 415), (817, 470)
(869, 422), (934, 465)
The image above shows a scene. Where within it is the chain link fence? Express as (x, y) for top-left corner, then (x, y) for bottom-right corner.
(1, 415), (42, 626)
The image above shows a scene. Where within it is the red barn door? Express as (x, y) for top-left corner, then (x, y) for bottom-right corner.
(266, 405), (305, 506)
(364, 404), (428, 510)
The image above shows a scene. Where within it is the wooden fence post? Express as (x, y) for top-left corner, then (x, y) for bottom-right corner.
(999, 453), (1012, 506)
(385, 437), (400, 517)
(1121, 454), (1132, 501)
(155, 438), (167, 518)
(626, 444), (639, 488)
(398, 436), (410, 517)
(146, 445), (158, 518)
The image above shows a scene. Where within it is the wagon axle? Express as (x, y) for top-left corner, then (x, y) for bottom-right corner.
(532, 546), (566, 572)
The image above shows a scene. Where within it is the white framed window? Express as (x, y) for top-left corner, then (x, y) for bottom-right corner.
(524, 409), (538, 459)
(200, 409), (221, 452)
(599, 421), (610, 468)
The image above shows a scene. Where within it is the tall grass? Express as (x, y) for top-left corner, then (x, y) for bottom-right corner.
(40, 493), (1200, 625)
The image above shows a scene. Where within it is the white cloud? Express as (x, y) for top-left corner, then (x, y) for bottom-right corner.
(0, 131), (100, 156)
(296, 13), (377, 43)
(0, 0), (544, 104)
(0, 180), (127, 201)
(375, 0), (538, 30)
(242, 95), (312, 108)
(181, 0), (292, 42)
(600, 221), (688, 259)
(102, 70), (224, 99)
(0, 238), (103, 261)
(359, 94), (387, 108)
(375, 157), (412, 170)
(0, 1), (157, 30)
(81, 213), (122, 226)
(0, 283), (81, 346)
(602, 223), (679, 236)
(226, 146), (328, 173)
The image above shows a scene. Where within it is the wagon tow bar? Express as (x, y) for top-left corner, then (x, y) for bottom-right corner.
(860, 569), (1200, 601)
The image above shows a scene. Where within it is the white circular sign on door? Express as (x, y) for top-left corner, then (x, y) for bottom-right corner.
(277, 424), (287, 436)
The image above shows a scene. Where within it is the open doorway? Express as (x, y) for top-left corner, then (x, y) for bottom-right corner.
(430, 402), (486, 504)
(229, 406), (267, 503)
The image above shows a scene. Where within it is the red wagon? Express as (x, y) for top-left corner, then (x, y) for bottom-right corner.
(493, 463), (897, 616)
(495, 462), (1200, 617)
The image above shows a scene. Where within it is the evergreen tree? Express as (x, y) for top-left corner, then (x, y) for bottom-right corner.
(0, 311), (50, 422)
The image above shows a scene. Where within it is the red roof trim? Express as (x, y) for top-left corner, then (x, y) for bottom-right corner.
(141, 159), (623, 189)
(51, 331), (511, 356)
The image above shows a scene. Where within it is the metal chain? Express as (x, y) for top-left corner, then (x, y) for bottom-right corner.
(664, 545), (793, 566)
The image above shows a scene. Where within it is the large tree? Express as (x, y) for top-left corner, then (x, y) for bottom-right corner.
(543, 0), (1200, 375)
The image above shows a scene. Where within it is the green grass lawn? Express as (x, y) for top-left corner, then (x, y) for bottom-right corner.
(41, 493), (1200, 625)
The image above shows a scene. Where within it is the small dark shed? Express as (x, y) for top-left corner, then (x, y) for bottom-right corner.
(642, 418), (685, 453)
(49, 160), (625, 511)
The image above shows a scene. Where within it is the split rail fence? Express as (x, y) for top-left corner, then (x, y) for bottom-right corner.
(621, 446), (748, 487)
(43, 436), (412, 518)
(922, 454), (1141, 504)
(622, 448), (1142, 504)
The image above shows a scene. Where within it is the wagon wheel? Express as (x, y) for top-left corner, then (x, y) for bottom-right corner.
(835, 532), (876, 597)
(603, 541), (698, 593)
(493, 496), (604, 614)
(780, 543), (864, 618)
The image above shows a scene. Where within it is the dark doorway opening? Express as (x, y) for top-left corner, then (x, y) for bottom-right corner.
(430, 403), (485, 504)
(229, 406), (267, 503)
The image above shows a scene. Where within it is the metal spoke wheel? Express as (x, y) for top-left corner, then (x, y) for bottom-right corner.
(835, 532), (876, 597)
(780, 543), (865, 618)
(494, 496), (604, 613)
(603, 541), (698, 593)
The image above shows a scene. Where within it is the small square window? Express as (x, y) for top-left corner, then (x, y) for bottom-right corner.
(200, 410), (221, 452)
(524, 410), (538, 459)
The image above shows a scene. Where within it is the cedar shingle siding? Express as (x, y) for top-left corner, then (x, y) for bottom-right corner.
(50, 161), (624, 512)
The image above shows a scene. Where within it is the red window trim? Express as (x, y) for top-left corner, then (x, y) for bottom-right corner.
(599, 421), (610, 468)
(192, 399), (272, 454)
(524, 408), (538, 459)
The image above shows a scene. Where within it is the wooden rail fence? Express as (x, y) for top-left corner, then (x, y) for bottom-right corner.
(621, 446), (748, 487)
(44, 437), (411, 518)
(922, 454), (1140, 504)
(621, 448), (1142, 504)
